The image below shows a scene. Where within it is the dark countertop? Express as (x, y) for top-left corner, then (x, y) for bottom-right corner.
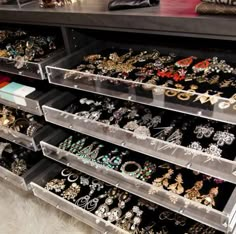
(0, 0), (235, 40)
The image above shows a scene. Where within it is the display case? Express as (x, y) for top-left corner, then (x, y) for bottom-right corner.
(0, 158), (50, 191)
(0, 49), (64, 80)
(47, 41), (236, 125)
(30, 163), (129, 234)
(0, 124), (53, 151)
(40, 130), (236, 233)
(42, 92), (236, 184)
(0, 88), (60, 115)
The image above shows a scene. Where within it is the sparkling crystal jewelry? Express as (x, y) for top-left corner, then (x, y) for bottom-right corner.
(139, 161), (157, 182)
(184, 181), (203, 201)
(121, 161), (142, 178)
(76, 142), (98, 157)
(204, 144), (222, 158)
(123, 120), (139, 131)
(187, 141), (203, 151)
(213, 131), (235, 146)
(45, 179), (66, 193)
(11, 159), (27, 176)
(147, 115), (162, 128)
(194, 125), (214, 139)
(61, 183), (81, 201)
(95, 187), (119, 218)
(167, 174), (184, 195)
(133, 126), (151, 139)
(175, 56), (196, 68)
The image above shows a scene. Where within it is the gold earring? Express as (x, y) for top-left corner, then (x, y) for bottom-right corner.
(152, 169), (174, 189)
(199, 187), (219, 207)
(184, 181), (203, 201)
(61, 183), (81, 201)
(193, 91), (210, 104)
(167, 174), (184, 195)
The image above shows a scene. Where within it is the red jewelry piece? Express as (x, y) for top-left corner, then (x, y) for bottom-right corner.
(192, 59), (210, 73)
(175, 56), (196, 68)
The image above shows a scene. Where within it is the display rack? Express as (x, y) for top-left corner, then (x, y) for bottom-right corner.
(42, 93), (236, 184)
(0, 50), (64, 80)
(40, 132), (236, 233)
(0, 158), (50, 191)
(30, 163), (129, 234)
(0, 1), (236, 233)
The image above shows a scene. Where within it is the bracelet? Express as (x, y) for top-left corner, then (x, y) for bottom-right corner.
(121, 161), (142, 178)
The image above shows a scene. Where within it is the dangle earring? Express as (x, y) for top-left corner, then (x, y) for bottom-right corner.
(95, 187), (119, 219)
(184, 181), (203, 201)
(69, 137), (87, 154)
(199, 187), (219, 207)
(149, 169), (174, 194)
(107, 191), (131, 223)
(75, 180), (105, 212)
(167, 174), (184, 195)
(86, 144), (104, 161)
(58, 136), (73, 150)
(76, 141), (98, 157)
(175, 56), (196, 68)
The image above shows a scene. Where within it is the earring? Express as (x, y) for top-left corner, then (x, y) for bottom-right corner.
(11, 159), (27, 176)
(184, 181), (203, 201)
(107, 192), (131, 223)
(95, 187), (119, 218)
(75, 180), (104, 212)
(80, 175), (90, 186)
(192, 59), (210, 74)
(149, 169), (174, 194)
(139, 161), (157, 182)
(213, 131), (235, 146)
(69, 138), (87, 154)
(199, 187), (219, 207)
(45, 179), (66, 193)
(61, 168), (79, 182)
(204, 144), (222, 158)
(194, 125), (214, 139)
(175, 56), (196, 68)
(123, 120), (139, 131)
(193, 91), (210, 104)
(76, 142), (98, 157)
(61, 183), (81, 201)
(167, 174), (184, 195)
(130, 206), (143, 231)
(58, 136), (73, 150)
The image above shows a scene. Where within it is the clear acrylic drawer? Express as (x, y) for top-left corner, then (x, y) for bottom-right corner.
(40, 136), (236, 233)
(47, 41), (236, 125)
(42, 93), (236, 184)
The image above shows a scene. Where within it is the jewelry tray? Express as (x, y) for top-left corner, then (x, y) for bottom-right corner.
(42, 92), (236, 184)
(0, 124), (53, 151)
(30, 162), (129, 234)
(0, 48), (64, 80)
(0, 158), (50, 191)
(0, 89), (60, 116)
(46, 41), (236, 125)
(39, 129), (236, 233)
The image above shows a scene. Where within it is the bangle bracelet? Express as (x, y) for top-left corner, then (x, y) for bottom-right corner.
(121, 161), (142, 178)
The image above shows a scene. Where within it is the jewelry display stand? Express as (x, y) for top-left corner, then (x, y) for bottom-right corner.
(0, 1), (236, 233)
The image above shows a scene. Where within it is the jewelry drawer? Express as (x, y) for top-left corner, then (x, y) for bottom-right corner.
(0, 89), (61, 116)
(42, 92), (236, 184)
(0, 49), (64, 80)
(0, 125), (54, 151)
(46, 41), (236, 125)
(30, 163), (129, 234)
(0, 158), (50, 191)
(40, 130), (236, 233)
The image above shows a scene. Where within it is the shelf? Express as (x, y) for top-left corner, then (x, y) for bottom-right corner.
(0, 0), (236, 40)
(0, 158), (49, 191)
(42, 93), (236, 184)
(0, 49), (64, 80)
(47, 41), (236, 125)
(0, 125), (52, 151)
(40, 137), (236, 233)
(0, 89), (60, 116)
(30, 163), (129, 234)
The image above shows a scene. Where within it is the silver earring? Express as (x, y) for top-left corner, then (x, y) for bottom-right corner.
(213, 131), (235, 146)
(194, 125), (214, 139)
